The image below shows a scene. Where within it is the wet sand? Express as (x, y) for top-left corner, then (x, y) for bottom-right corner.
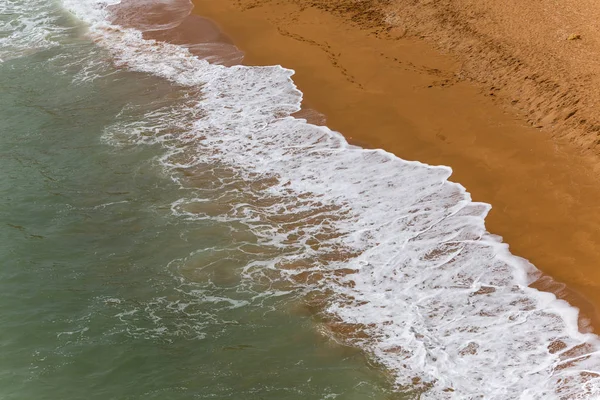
(188, 0), (600, 330)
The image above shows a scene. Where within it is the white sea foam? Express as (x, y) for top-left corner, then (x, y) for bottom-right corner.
(59, 0), (600, 398)
(0, 0), (67, 62)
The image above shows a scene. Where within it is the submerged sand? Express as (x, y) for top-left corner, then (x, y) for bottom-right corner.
(189, 0), (600, 331)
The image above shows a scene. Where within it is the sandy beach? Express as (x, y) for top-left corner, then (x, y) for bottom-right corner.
(190, 0), (600, 330)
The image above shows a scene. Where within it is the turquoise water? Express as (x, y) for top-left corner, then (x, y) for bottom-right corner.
(0, 16), (395, 399)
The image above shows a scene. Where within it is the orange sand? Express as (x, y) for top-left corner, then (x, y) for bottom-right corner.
(189, 0), (600, 330)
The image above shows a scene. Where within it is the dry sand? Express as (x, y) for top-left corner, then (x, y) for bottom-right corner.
(382, 0), (600, 154)
(190, 0), (600, 331)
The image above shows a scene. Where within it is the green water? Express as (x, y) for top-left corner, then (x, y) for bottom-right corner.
(0, 24), (397, 400)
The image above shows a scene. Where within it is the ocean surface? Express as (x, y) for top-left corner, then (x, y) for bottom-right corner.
(2, 0), (600, 398)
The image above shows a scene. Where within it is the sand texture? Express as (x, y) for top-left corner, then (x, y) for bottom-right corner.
(381, 0), (600, 154)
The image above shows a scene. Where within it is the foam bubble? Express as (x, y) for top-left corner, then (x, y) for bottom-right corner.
(0, 0), (65, 62)
(58, 0), (600, 398)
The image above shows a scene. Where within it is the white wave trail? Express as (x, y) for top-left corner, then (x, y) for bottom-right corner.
(0, 0), (67, 62)
(59, 0), (600, 398)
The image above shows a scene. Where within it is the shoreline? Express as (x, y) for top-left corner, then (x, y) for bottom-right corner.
(192, 0), (600, 330)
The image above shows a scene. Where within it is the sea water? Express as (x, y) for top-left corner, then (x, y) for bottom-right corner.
(2, 0), (600, 399)
(0, 2), (391, 399)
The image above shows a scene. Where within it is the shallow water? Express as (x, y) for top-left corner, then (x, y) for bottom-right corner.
(3, 0), (600, 398)
(0, 7), (395, 398)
